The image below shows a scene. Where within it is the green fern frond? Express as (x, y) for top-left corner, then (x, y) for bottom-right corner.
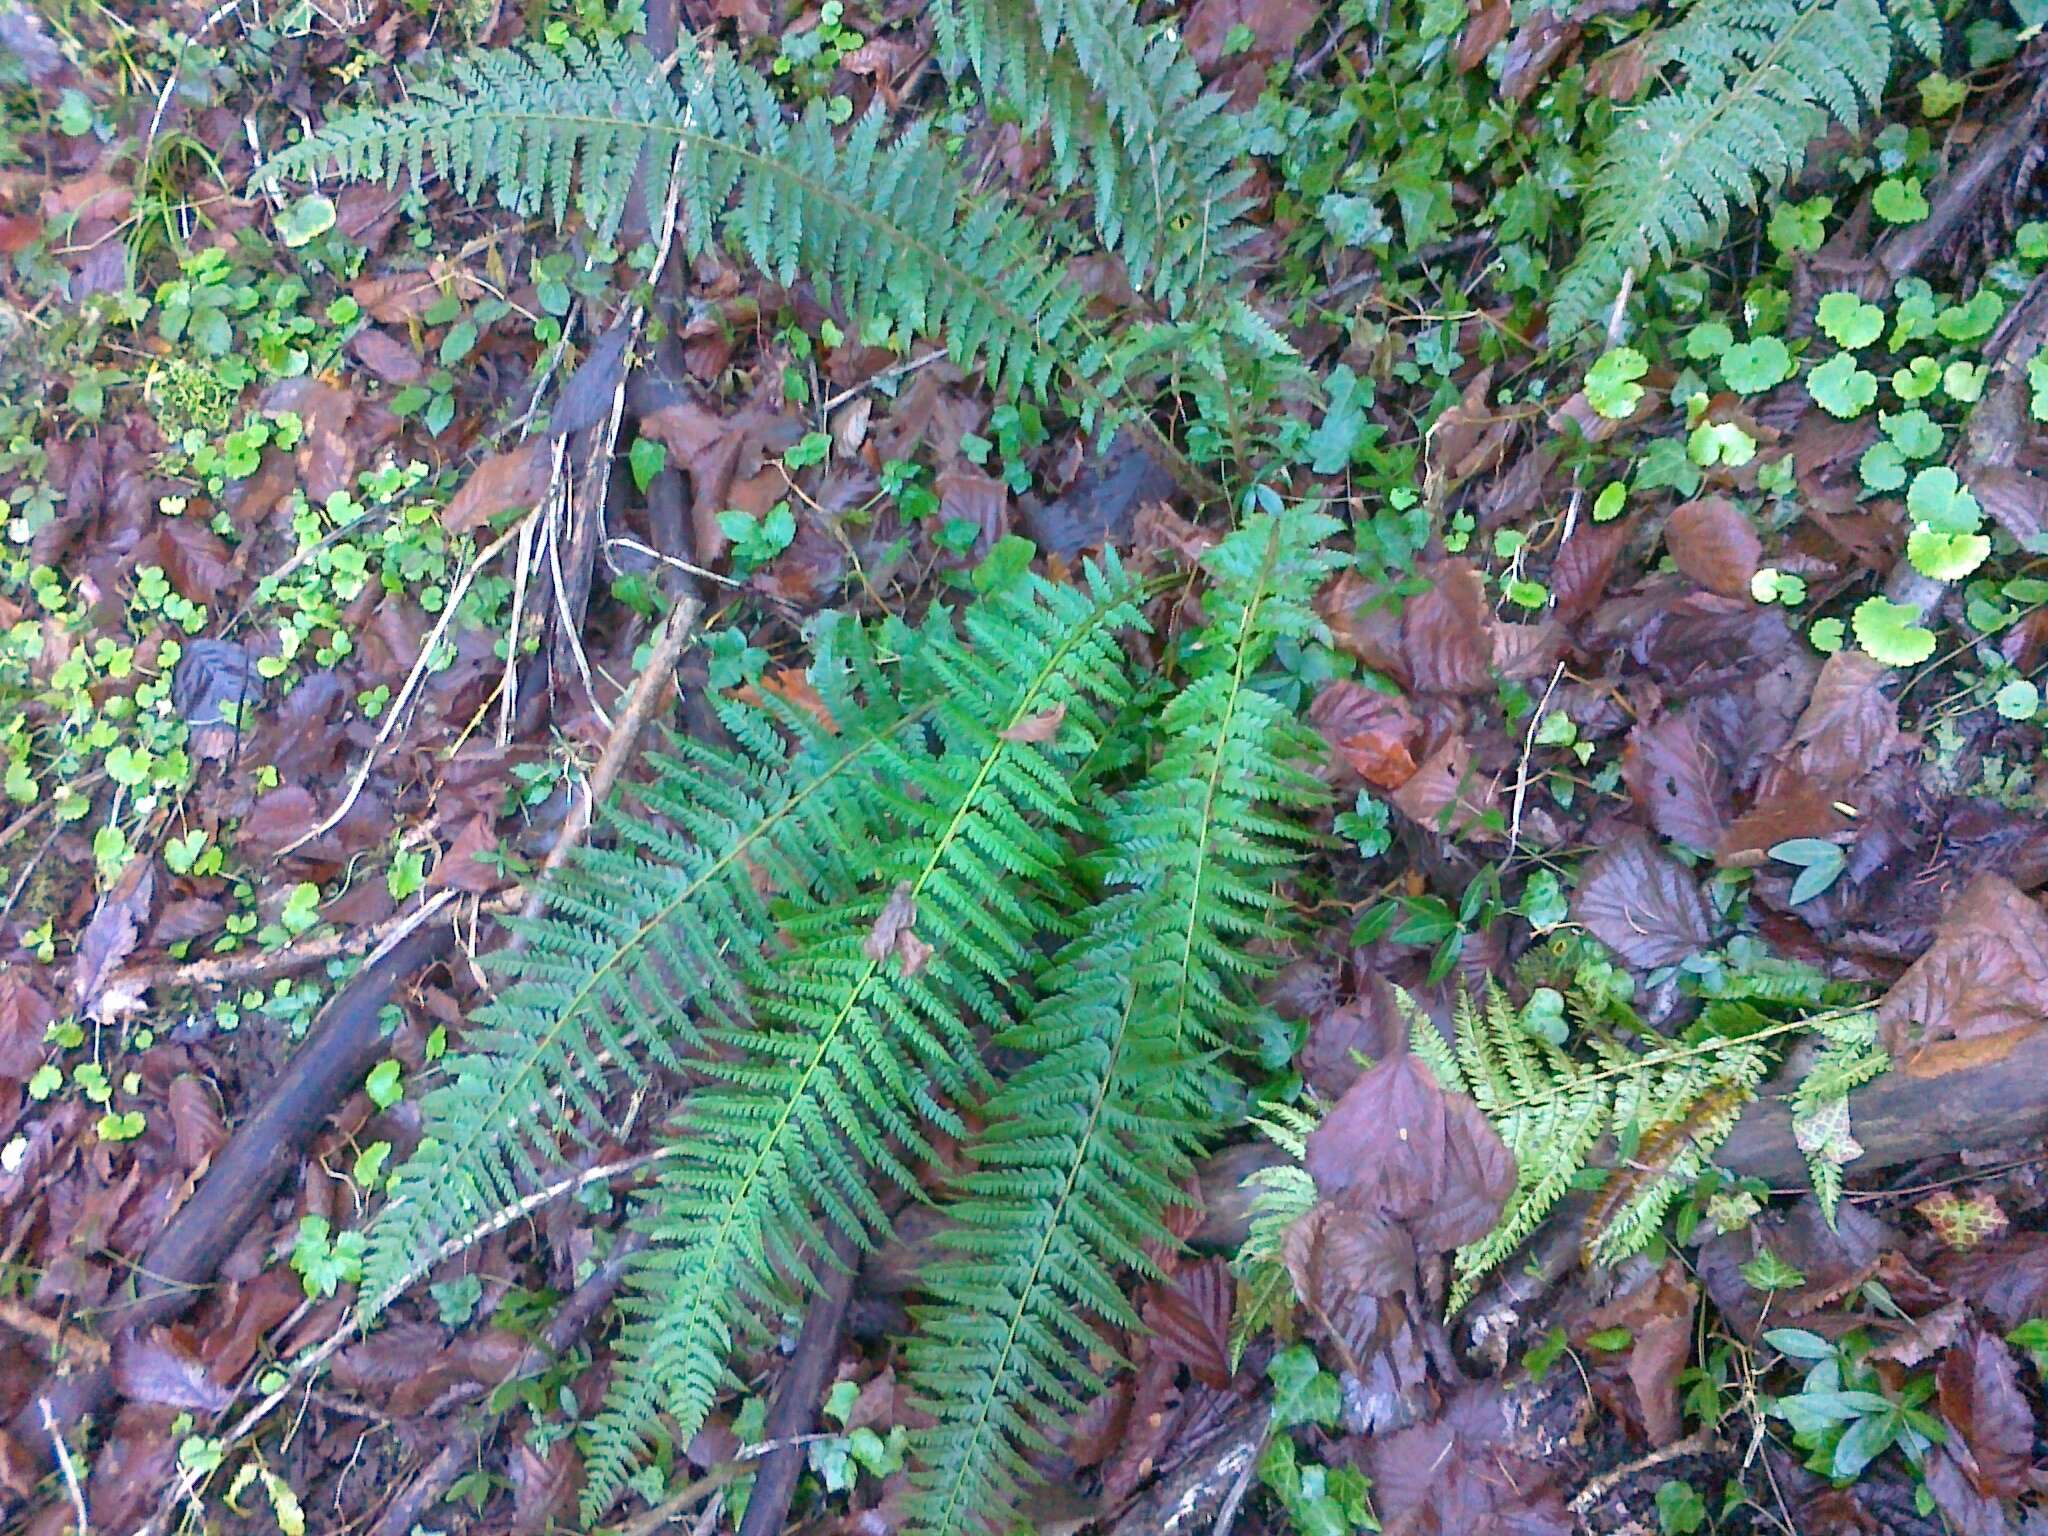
(1403, 985), (1779, 1309)
(579, 561), (1145, 1518)
(1788, 1010), (1887, 1226)
(1553, 0), (1914, 338)
(934, 0), (1252, 311)
(360, 634), (923, 1312)
(257, 39), (1089, 398)
(900, 509), (1339, 1536)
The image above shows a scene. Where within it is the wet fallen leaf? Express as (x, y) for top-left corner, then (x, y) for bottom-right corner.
(1666, 496), (1762, 599)
(1571, 832), (1716, 969)
(1877, 876), (2048, 1061)
(1000, 701), (1067, 744)
(1623, 708), (1730, 853)
(73, 860), (153, 1022)
(1937, 1326), (2034, 1500)
(1311, 682), (1420, 789)
(1917, 1191), (2008, 1251)
(444, 440), (549, 534)
(863, 882), (932, 977)
(1402, 560), (1494, 696)
(1141, 1258), (1236, 1389)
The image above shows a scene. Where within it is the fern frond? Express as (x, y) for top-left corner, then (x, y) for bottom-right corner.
(1788, 1010), (1887, 1226)
(1552, 0), (1912, 338)
(901, 509), (1340, 1536)
(579, 561), (1145, 1518)
(361, 643), (919, 1312)
(935, 0), (1253, 310)
(257, 39), (1090, 398)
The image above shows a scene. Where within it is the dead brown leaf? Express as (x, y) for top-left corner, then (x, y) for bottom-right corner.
(1877, 876), (2048, 1062)
(1310, 681), (1420, 789)
(1666, 496), (1762, 599)
(444, 441), (549, 535)
(863, 881), (933, 977)
(1141, 1258), (1236, 1389)
(1402, 560), (1493, 695)
(1623, 708), (1730, 854)
(999, 701), (1067, 744)
(1571, 832), (1716, 970)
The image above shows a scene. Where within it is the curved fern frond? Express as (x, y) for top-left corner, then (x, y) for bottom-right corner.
(579, 561), (1145, 1518)
(1552, 0), (1909, 339)
(935, 0), (1253, 311)
(361, 638), (921, 1313)
(257, 39), (1090, 398)
(901, 509), (1340, 1536)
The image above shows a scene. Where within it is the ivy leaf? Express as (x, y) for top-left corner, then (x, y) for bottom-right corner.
(1892, 356), (1942, 400)
(1852, 596), (1937, 667)
(1267, 1345), (1342, 1429)
(1858, 441), (1907, 492)
(1816, 292), (1884, 349)
(1719, 336), (1792, 394)
(1872, 176), (1930, 224)
(1880, 409), (1942, 459)
(628, 437), (667, 494)
(1906, 466), (1982, 533)
(1907, 527), (1991, 581)
(1586, 347), (1649, 419)
(1808, 353), (1877, 418)
(1936, 289), (2005, 342)
(1770, 837), (1847, 905)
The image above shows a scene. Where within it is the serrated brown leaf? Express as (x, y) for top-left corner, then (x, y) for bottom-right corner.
(1282, 1202), (1414, 1369)
(1933, 1233), (2048, 1332)
(0, 967), (55, 1080)
(1775, 649), (1905, 795)
(1370, 1385), (1572, 1535)
(1305, 1051), (1514, 1253)
(348, 325), (424, 385)
(1578, 1263), (1696, 1443)
(113, 1327), (232, 1411)
(432, 815), (505, 895)
(1938, 1326), (2035, 1501)
(1142, 1258), (1235, 1389)
(147, 515), (235, 603)
(73, 859), (153, 1021)
(1571, 832), (1715, 970)
(1666, 496), (1762, 599)
(1878, 876), (2048, 1061)
(1455, 0), (1511, 71)
(1402, 560), (1493, 695)
(1623, 708), (1730, 853)
(1548, 518), (1631, 621)
(1310, 681), (1420, 789)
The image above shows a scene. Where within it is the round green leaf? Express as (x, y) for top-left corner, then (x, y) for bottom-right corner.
(1719, 336), (1793, 394)
(1816, 292), (1883, 349)
(277, 194), (337, 249)
(1892, 356), (1941, 400)
(1879, 408), (1942, 459)
(1807, 353), (1878, 418)
(1995, 678), (2040, 719)
(1586, 347), (1649, 419)
(1905, 466), (1981, 533)
(1851, 596), (1937, 667)
(1858, 441), (1906, 493)
(1872, 176), (1930, 224)
(1906, 526), (1990, 581)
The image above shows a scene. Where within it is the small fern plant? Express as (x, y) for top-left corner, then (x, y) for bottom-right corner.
(902, 509), (1340, 1535)
(1552, 0), (1938, 337)
(1401, 983), (1886, 1308)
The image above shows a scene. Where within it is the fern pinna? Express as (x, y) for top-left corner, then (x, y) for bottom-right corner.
(581, 562), (1144, 1515)
(1552, 0), (1930, 337)
(933, 0), (1253, 312)
(256, 38), (1091, 399)
(903, 511), (1339, 1536)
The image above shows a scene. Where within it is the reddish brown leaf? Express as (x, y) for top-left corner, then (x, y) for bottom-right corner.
(1142, 1258), (1236, 1389)
(1666, 496), (1762, 600)
(1933, 1233), (2048, 1331)
(1388, 732), (1500, 840)
(1776, 649), (1905, 795)
(508, 1439), (582, 1535)
(1499, 8), (1582, 102)
(1938, 1326), (2035, 1500)
(1183, 0), (1316, 66)
(73, 859), (153, 1022)
(1282, 1202), (1415, 1368)
(166, 1075), (228, 1170)
(1305, 1051), (1514, 1254)
(444, 441), (549, 534)
(1402, 560), (1493, 695)
(0, 967), (56, 1080)
(239, 785), (319, 863)
(1623, 709), (1730, 853)
(1310, 681), (1420, 789)
(1585, 36), (1650, 100)
(432, 815), (505, 894)
(1579, 1264), (1696, 1443)
(1300, 978), (1410, 1098)
(1877, 876), (2048, 1061)
(934, 467), (1009, 553)
(1370, 1385), (1572, 1536)
(1548, 518), (1631, 621)
(113, 1328), (232, 1411)
(348, 326), (424, 385)
(1316, 571), (1411, 684)
(758, 668), (838, 733)
(1571, 832), (1715, 970)
(1455, 0), (1512, 72)
(148, 515), (235, 602)
(999, 701), (1067, 744)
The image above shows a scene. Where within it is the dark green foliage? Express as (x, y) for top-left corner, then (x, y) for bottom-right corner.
(903, 511), (1340, 1535)
(1553, 0), (1907, 338)
(934, 0), (1252, 311)
(258, 38), (1091, 397)
(580, 561), (1146, 1515)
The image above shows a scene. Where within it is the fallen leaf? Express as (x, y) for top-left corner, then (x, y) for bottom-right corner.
(348, 326), (424, 385)
(73, 859), (153, 1021)
(1933, 1233), (2048, 1331)
(1282, 1201), (1416, 1368)
(863, 881), (932, 977)
(113, 1328), (232, 1411)
(0, 967), (56, 1080)
(999, 701), (1067, 744)
(432, 815), (505, 894)
(1370, 1385), (1572, 1536)
(1666, 496), (1762, 600)
(444, 441), (549, 534)
(1402, 560), (1494, 695)
(1579, 1263), (1696, 1443)
(1571, 832), (1716, 969)
(1183, 0), (1316, 66)
(1387, 733), (1500, 840)
(1305, 1051), (1514, 1254)
(1310, 682), (1420, 789)
(1623, 709), (1730, 853)
(1937, 1326), (2034, 1500)
(1877, 876), (2048, 1061)
(1455, 0), (1511, 72)
(1775, 649), (1905, 795)
(1917, 1191), (2008, 1251)
(1141, 1258), (1236, 1389)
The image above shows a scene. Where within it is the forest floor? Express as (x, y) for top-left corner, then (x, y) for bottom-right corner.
(7, 2), (2048, 1534)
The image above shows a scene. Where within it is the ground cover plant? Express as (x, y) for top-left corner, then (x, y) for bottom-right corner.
(4, 2), (2048, 1535)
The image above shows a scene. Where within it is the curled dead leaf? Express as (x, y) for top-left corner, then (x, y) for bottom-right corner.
(863, 882), (932, 977)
